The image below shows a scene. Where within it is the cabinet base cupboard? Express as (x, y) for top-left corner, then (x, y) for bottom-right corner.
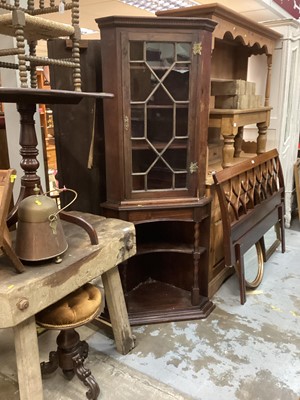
(96, 16), (217, 324)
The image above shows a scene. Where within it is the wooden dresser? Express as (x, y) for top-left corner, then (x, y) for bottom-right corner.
(158, 3), (282, 297)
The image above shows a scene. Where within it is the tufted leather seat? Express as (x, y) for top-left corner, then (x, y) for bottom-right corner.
(36, 283), (102, 400)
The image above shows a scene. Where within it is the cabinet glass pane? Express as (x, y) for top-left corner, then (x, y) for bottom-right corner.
(149, 84), (173, 105)
(129, 40), (191, 193)
(146, 159), (173, 189)
(146, 42), (174, 67)
(130, 64), (156, 102)
(132, 149), (156, 173)
(130, 41), (144, 60)
(147, 108), (173, 144)
(164, 64), (190, 101)
(176, 107), (188, 136)
(131, 107), (144, 138)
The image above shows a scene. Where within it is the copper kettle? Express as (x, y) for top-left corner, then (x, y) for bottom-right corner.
(15, 186), (74, 263)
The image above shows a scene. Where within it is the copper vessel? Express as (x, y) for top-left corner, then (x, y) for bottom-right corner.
(15, 188), (68, 262)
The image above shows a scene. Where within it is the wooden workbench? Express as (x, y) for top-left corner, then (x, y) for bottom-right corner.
(0, 212), (136, 400)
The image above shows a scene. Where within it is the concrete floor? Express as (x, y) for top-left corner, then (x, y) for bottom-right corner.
(1, 220), (300, 400)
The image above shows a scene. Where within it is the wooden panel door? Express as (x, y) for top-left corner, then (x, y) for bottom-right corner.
(47, 39), (107, 214)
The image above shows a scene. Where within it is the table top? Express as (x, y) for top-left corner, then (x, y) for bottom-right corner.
(0, 87), (114, 104)
(0, 212), (135, 328)
(210, 107), (272, 116)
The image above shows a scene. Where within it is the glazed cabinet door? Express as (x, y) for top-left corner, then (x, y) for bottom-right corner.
(97, 16), (216, 208)
(121, 31), (201, 201)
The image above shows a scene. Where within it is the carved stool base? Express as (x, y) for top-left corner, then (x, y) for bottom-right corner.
(41, 328), (100, 400)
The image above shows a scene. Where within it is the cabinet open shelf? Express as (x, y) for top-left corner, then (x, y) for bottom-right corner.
(124, 279), (215, 325)
(137, 243), (205, 254)
(132, 142), (188, 150)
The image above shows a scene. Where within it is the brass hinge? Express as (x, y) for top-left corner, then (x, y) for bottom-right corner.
(193, 42), (202, 55)
(124, 115), (129, 131)
(189, 162), (198, 174)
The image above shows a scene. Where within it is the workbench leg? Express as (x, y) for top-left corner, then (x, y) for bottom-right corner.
(14, 316), (43, 400)
(102, 266), (135, 355)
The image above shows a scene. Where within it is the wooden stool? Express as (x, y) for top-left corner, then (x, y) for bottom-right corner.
(36, 283), (102, 400)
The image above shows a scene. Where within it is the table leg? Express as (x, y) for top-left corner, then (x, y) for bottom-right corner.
(13, 316), (43, 400)
(7, 102), (41, 226)
(234, 127), (244, 158)
(222, 134), (235, 168)
(257, 122), (267, 154)
(102, 266), (135, 355)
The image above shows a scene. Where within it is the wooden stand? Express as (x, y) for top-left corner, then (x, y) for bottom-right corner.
(157, 3), (282, 168)
(157, 4), (282, 298)
(0, 87), (112, 244)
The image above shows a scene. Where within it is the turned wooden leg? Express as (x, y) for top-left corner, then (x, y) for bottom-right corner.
(191, 222), (200, 306)
(257, 122), (267, 155)
(279, 206), (286, 254)
(7, 102), (41, 226)
(235, 245), (246, 305)
(56, 329), (80, 380)
(234, 127), (244, 158)
(15, 22), (28, 89)
(29, 41), (38, 89)
(222, 134), (235, 168)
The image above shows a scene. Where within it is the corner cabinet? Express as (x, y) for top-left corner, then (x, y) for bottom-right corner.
(96, 16), (217, 325)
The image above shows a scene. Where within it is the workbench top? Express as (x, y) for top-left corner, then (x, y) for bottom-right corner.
(0, 212), (136, 328)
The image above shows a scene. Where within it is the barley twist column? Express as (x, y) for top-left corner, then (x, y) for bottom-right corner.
(15, 25), (28, 88)
(191, 222), (200, 306)
(71, 0), (81, 92)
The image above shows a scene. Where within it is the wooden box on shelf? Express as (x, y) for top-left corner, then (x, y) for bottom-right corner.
(96, 15), (217, 324)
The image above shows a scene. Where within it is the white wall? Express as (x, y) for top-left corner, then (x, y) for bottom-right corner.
(265, 19), (300, 227)
(243, 54), (277, 148)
